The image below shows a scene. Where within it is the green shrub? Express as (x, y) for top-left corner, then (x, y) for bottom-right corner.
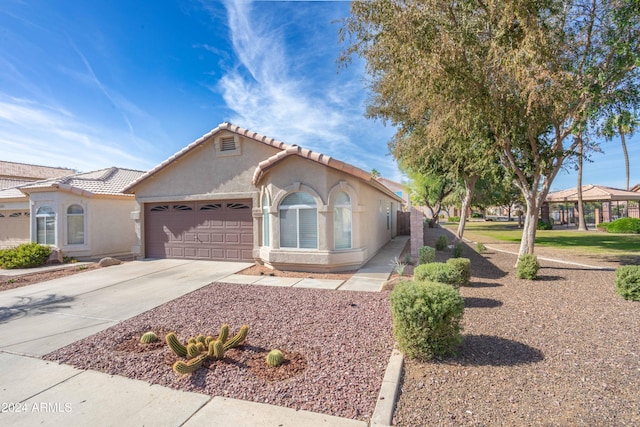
(446, 258), (471, 286)
(605, 218), (640, 234)
(614, 265), (640, 301)
(537, 220), (553, 230)
(596, 222), (609, 232)
(452, 242), (463, 258)
(389, 280), (464, 360)
(448, 216), (461, 222)
(418, 246), (436, 265)
(476, 242), (487, 253)
(471, 212), (483, 218)
(414, 262), (463, 288)
(0, 243), (52, 269)
(435, 235), (448, 251)
(516, 254), (540, 279)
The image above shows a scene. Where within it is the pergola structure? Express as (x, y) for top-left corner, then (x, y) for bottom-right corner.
(544, 184), (640, 224)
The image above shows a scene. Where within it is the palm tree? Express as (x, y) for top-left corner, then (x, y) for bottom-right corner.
(601, 111), (639, 191)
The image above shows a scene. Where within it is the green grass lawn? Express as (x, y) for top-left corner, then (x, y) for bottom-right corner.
(443, 221), (640, 255)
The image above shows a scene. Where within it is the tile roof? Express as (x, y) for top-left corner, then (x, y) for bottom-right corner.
(0, 178), (33, 191)
(0, 160), (75, 180)
(0, 186), (27, 201)
(20, 167), (146, 197)
(124, 122), (404, 202)
(546, 184), (640, 202)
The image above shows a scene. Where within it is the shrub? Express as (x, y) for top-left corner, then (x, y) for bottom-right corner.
(606, 218), (640, 234)
(537, 220), (553, 230)
(517, 254), (540, 279)
(0, 243), (52, 269)
(452, 242), (463, 258)
(435, 235), (448, 251)
(418, 246), (436, 265)
(446, 258), (471, 286)
(389, 280), (464, 360)
(614, 266), (640, 301)
(448, 216), (461, 222)
(476, 242), (487, 253)
(596, 222), (609, 232)
(390, 257), (407, 275)
(414, 262), (463, 288)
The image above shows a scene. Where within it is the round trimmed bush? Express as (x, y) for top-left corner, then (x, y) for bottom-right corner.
(418, 246), (436, 265)
(0, 243), (52, 269)
(517, 254), (540, 279)
(446, 258), (471, 286)
(389, 280), (464, 360)
(615, 265), (640, 301)
(414, 263), (462, 288)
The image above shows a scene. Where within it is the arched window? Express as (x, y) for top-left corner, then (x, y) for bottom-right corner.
(279, 192), (317, 249)
(36, 206), (56, 245)
(67, 204), (85, 245)
(262, 193), (270, 247)
(334, 192), (352, 249)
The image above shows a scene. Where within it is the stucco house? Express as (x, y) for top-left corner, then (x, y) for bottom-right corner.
(124, 122), (404, 272)
(1, 166), (145, 259)
(0, 161), (76, 247)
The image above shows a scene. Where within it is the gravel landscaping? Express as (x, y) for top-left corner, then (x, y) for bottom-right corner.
(393, 228), (640, 426)
(43, 283), (394, 421)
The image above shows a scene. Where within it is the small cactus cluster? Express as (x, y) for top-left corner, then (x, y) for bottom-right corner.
(266, 349), (285, 367)
(166, 324), (249, 375)
(140, 331), (158, 344)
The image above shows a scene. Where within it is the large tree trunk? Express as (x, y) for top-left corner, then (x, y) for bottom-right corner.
(576, 135), (588, 231)
(620, 128), (630, 217)
(519, 193), (541, 256)
(456, 175), (478, 241)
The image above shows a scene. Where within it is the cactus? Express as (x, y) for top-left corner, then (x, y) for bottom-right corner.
(208, 339), (224, 360)
(196, 342), (206, 352)
(205, 335), (215, 345)
(196, 334), (206, 344)
(218, 324), (229, 344)
(140, 331), (158, 344)
(172, 355), (206, 375)
(224, 325), (249, 350)
(266, 349), (284, 367)
(186, 343), (201, 359)
(165, 332), (188, 357)
(187, 337), (197, 345)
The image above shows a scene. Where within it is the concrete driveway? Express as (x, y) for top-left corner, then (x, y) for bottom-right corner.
(0, 259), (252, 357)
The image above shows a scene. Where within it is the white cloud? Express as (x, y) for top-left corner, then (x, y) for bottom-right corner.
(205, 0), (400, 179)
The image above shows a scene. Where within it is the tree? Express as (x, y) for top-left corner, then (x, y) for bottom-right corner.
(600, 110), (640, 191)
(341, 0), (640, 255)
(404, 165), (458, 228)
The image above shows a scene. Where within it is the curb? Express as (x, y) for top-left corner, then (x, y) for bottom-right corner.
(370, 348), (404, 427)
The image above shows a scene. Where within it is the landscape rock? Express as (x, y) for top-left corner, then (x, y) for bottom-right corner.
(46, 248), (64, 265)
(98, 257), (122, 267)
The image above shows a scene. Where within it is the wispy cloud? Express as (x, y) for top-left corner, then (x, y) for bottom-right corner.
(203, 0), (399, 179)
(0, 94), (155, 172)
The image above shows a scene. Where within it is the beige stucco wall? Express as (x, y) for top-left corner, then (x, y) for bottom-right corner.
(257, 156), (400, 272)
(28, 191), (137, 259)
(0, 202), (30, 248)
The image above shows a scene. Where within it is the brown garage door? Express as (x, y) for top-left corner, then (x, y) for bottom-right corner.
(144, 200), (253, 261)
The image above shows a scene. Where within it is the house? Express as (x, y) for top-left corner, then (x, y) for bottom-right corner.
(0, 161), (76, 247)
(1, 165), (145, 259)
(376, 177), (410, 209)
(124, 122), (404, 272)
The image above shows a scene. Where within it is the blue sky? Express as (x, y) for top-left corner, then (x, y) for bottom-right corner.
(0, 0), (638, 192)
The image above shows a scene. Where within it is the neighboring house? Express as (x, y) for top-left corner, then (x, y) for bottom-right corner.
(0, 161), (76, 247)
(377, 177), (410, 209)
(0, 166), (145, 259)
(124, 122), (404, 272)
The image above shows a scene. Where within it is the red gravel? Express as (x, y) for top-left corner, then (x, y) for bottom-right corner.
(43, 283), (394, 421)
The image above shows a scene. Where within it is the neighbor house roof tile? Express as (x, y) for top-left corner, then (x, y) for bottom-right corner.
(0, 160), (75, 180)
(20, 167), (145, 197)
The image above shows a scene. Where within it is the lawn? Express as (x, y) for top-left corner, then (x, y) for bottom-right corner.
(443, 220), (640, 256)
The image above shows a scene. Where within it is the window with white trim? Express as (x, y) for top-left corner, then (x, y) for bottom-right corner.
(67, 204), (85, 245)
(36, 206), (56, 245)
(334, 192), (352, 249)
(262, 193), (270, 247)
(279, 192), (317, 249)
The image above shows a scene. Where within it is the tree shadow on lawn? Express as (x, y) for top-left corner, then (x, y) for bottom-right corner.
(454, 335), (545, 366)
(0, 294), (74, 324)
(464, 297), (503, 309)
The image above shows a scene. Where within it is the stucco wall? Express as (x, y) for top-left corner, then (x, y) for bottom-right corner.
(28, 191), (137, 259)
(0, 205), (30, 248)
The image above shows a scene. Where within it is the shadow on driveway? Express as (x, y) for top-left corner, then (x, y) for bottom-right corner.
(0, 294), (74, 324)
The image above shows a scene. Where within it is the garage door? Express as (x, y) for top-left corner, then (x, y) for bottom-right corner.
(144, 200), (253, 261)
